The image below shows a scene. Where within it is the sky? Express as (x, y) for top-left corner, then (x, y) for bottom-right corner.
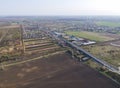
(0, 0), (120, 16)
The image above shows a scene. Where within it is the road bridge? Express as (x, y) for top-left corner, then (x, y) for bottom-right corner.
(66, 41), (119, 73)
(48, 31), (120, 75)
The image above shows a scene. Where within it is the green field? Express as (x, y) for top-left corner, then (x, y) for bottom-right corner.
(82, 45), (120, 67)
(65, 31), (113, 42)
(96, 21), (120, 27)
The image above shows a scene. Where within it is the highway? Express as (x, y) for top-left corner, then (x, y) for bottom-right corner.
(22, 28), (120, 75)
(66, 41), (120, 74)
(48, 31), (120, 75)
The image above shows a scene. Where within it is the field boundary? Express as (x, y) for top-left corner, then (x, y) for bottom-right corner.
(0, 50), (66, 68)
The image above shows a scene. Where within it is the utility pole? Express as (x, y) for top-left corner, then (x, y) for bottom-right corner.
(20, 24), (25, 54)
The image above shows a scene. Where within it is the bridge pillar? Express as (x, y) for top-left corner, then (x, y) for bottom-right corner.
(0, 63), (4, 71)
(118, 67), (120, 73)
(71, 50), (75, 58)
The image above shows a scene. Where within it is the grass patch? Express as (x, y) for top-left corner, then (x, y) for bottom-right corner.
(65, 31), (113, 42)
(82, 45), (120, 67)
(96, 21), (120, 27)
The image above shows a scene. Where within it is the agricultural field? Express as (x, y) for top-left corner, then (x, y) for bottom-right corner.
(65, 31), (114, 42)
(24, 38), (63, 57)
(96, 21), (120, 27)
(0, 25), (21, 46)
(23, 30), (66, 59)
(0, 53), (119, 88)
(0, 26), (22, 57)
(82, 44), (120, 67)
(0, 28), (66, 68)
(0, 25), (20, 29)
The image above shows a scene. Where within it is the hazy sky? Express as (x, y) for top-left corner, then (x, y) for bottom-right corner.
(0, 0), (120, 16)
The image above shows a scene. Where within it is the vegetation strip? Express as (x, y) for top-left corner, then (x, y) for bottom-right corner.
(65, 31), (113, 42)
(96, 21), (120, 27)
(0, 50), (66, 68)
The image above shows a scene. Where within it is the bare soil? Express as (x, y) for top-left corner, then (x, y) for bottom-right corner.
(112, 40), (120, 45)
(0, 53), (119, 88)
(102, 33), (120, 39)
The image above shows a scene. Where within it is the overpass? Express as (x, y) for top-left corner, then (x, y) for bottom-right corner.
(48, 31), (120, 75)
(66, 41), (120, 74)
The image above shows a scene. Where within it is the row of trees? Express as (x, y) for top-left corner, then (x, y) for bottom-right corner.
(0, 55), (20, 63)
